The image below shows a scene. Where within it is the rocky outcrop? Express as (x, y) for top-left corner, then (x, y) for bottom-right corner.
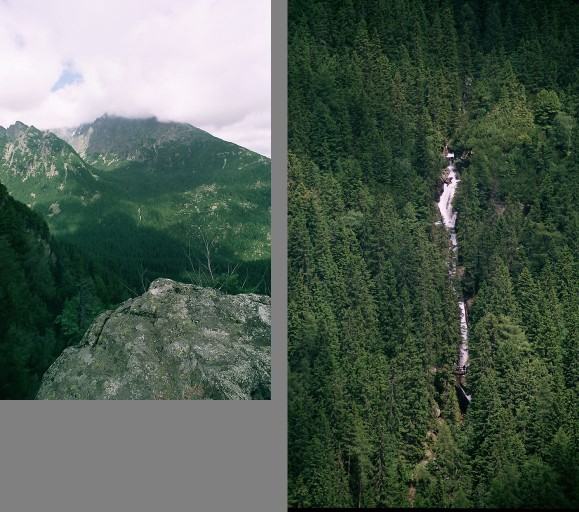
(36, 279), (271, 400)
(0, 122), (91, 181)
(54, 115), (213, 165)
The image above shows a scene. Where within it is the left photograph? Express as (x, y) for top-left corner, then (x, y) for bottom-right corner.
(0, 0), (271, 400)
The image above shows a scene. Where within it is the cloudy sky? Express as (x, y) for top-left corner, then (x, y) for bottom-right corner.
(0, 0), (271, 156)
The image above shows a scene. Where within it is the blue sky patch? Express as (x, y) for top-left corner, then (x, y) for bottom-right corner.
(51, 65), (83, 92)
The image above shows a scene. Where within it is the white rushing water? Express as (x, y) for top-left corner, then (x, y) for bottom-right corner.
(437, 155), (470, 374)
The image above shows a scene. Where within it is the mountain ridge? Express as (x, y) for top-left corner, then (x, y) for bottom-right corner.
(0, 114), (271, 294)
(51, 114), (270, 164)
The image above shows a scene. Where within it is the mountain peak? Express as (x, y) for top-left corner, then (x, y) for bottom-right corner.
(4, 121), (40, 139)
(91, 113), (159, 126)
(97, 112), (157, 120)
(53, 114), (213, 164)
(0, 121), (62, 147)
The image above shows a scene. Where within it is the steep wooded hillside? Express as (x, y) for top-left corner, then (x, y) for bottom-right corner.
(0, 183), (126, 398)
(288, 0), (578, 508)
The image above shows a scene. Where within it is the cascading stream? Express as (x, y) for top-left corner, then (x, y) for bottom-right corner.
(437, 148), (471, 402)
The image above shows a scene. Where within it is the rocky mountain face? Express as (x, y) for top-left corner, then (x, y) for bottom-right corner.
(0, 115), (271, 293)
(54, 114), (213, 166)
(0, 122), (96, 206)
(36, 278), (271, 400)
(1, 121), (83, 174)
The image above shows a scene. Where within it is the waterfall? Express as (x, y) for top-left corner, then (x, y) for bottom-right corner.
(437, 149), (471, 402)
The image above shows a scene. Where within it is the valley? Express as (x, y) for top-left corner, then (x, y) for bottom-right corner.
(1, 115), (271, 294)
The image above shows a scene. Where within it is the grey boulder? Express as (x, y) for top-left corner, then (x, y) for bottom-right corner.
(36, 279), (271, 400)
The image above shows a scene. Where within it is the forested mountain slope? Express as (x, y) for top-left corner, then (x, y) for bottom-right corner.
(288, 0), (578, 508)
(0, 183), (127, 399)
(0, 116), (270, 398)
(1, 116), (270, 295)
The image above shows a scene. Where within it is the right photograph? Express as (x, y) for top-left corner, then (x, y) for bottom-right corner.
(288, 0), (578, 508)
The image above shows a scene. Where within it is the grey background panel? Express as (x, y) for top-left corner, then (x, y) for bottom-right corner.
(0, 404), (279, 512)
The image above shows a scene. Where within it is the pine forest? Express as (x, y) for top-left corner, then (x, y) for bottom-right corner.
(288, 0), (578, 508)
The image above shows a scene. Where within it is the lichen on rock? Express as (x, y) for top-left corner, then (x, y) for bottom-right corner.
(36, 278), (271, 400)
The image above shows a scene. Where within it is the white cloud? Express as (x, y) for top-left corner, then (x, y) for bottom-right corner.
(0, 0), (271, 156)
